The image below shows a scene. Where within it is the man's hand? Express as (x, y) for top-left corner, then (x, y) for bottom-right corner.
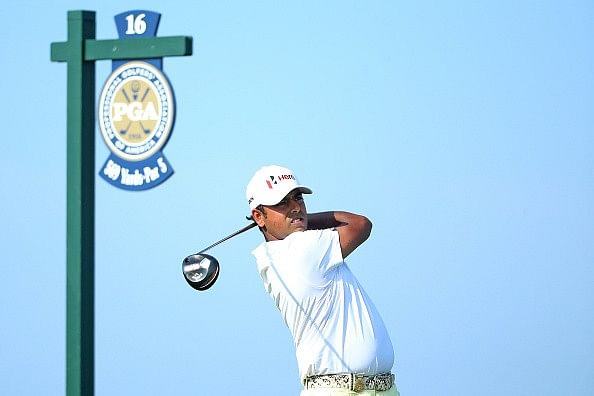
(308, 211), (372, 258)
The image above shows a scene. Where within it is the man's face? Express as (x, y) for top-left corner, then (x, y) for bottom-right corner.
(252, 189), (308, 241)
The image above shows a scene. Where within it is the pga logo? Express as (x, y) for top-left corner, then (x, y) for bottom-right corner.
(112, 101), (159, 123)
(98, 61), (174, 162)
(96, 10), (178, 191)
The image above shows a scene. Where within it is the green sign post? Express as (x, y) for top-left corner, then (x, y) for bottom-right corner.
(50, 10), (192, 396)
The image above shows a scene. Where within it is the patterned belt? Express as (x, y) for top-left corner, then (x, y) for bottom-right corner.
(303, 372), (394, 392)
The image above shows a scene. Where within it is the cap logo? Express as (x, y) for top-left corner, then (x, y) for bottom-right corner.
(265, 174), (295, 189)
(266, 176), (276, 189)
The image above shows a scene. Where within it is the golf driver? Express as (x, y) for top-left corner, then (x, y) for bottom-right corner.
(182, 222), (257, 291)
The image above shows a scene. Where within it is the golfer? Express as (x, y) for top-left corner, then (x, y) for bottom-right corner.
(246, 165), (400, 396)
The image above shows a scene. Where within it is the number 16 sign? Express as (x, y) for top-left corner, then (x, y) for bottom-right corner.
(98, 10), (177, 191)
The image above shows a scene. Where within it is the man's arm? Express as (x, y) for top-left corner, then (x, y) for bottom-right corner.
(308, 211), (372, 258)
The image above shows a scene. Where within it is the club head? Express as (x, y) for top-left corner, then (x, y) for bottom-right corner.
(182, 253), (220, 291)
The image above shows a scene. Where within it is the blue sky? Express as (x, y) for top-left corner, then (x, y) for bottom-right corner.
(1, 1), (593, 395)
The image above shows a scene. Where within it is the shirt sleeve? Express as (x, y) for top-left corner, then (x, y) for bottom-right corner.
(252, 229), (345, 295)
(286, 229), (344, 274)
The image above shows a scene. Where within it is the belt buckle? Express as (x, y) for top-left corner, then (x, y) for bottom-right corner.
(352, 374), (365, 393)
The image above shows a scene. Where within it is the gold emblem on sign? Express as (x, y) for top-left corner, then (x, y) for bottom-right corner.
(98, 61), (174, 162)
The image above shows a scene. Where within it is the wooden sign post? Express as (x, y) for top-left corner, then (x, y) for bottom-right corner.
(50, 10), (192, 395)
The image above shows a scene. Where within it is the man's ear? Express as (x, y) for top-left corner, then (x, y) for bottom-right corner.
(252, 208), (266, 227)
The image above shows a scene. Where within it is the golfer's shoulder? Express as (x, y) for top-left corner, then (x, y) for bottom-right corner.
(298, 228), (337, 242)
(270, 229), (334, 251)
(259, 230), (336, 255)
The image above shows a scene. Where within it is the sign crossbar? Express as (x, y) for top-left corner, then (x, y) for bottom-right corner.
(52, 36), (192, 62)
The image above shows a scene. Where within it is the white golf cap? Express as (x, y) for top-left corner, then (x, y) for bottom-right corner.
(246, 165), (312, 210)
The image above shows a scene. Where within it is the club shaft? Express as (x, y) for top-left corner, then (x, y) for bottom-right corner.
(198, 222), (257, 254)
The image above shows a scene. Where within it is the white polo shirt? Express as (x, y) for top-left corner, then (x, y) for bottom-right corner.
(252, 229), (394, 380)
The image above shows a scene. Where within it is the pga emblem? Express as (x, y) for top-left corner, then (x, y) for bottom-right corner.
(98, 60), (175, 190)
